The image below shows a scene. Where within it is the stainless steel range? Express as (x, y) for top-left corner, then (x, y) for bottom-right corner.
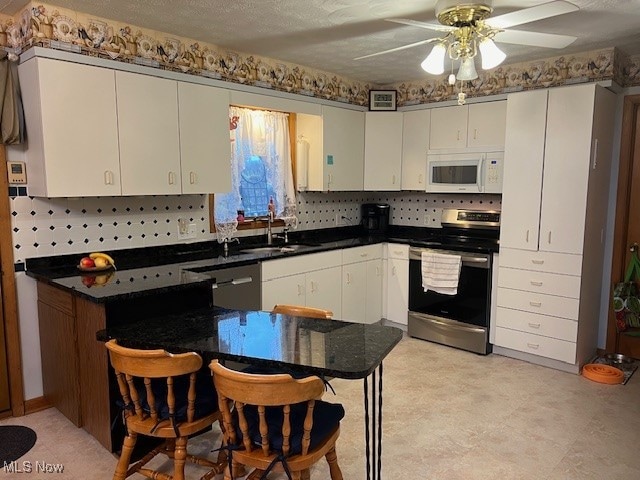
(407, 209), (500, 355)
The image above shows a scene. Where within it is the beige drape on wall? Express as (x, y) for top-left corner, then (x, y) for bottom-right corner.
(0, 51), (25, 145)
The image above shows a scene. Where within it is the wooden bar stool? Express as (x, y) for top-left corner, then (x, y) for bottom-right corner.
(106, 339), (224, 480)
(210, 359), (344, 480)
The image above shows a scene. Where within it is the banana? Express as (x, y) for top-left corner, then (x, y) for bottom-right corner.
(89, 252), (116, 268)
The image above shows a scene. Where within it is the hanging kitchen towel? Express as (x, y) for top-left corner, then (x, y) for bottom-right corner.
(421, 251), (462, 295)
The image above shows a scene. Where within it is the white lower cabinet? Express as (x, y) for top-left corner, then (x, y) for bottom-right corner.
(384, 244), (409, 325)
(261, 251), (342, 317)
(341, 245), (383, 324)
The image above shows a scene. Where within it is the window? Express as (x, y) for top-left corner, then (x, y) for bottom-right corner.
(211, 106), (296, 234)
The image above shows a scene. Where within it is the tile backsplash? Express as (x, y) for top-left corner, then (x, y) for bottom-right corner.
(9, 191), (501, 263)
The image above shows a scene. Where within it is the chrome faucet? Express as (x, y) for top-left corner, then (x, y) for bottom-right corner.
(222, 237), (239, 256)
(266, 211), (274, 245)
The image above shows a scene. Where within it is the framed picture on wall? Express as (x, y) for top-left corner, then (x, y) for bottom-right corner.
(369, 90), (397, 111)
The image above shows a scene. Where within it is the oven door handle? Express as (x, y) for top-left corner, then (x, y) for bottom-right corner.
(409, 248), (489, 265)
(461, 256), (488, 264)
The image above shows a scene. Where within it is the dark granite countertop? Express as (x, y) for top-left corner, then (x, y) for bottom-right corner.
(24, 225), (479, 304)
(97, 306), (403, 379)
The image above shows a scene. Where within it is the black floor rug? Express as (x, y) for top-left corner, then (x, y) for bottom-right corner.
(0, 425), (37, 464)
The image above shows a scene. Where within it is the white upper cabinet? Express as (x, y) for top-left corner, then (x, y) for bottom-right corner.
(178, 82), (232, 194)
(466, 101), (507, 148)
(116, 71), (182, 195)
(323, 106), (365, 191)
(401, 109), (430, 190)
(538, 86), (597, 255)
(429, 101), (506, 150)
(364, 112), (403, 191)
(297, 106), (365, 191)
(19, 58), (122, 197)
(429, 105), (468, 150)
(499, 89), (547, 251)
(501, 85), (610, 256)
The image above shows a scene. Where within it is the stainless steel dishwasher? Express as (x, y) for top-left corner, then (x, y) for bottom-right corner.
(210, 263), (262, 310)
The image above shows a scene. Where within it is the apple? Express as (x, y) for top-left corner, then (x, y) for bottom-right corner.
(80, 256), (95, 268)
(93, 257), (108, 268)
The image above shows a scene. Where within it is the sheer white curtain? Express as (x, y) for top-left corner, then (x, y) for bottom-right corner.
(215, 106), (295, 222)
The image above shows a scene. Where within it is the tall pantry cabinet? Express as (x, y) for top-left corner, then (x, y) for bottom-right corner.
(495, 84), (616, 373)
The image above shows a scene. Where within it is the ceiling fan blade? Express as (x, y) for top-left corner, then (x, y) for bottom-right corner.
(354, 38), (437, 60)
(486, 1), (579, 29)
(493, 29), (577, 49)
(385, 18), (454, 33)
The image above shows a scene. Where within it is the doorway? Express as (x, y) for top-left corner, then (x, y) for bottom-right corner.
(607, 94), (640, 357)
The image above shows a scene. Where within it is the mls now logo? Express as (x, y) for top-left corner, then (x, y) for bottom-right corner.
(3, 461), (64, 473)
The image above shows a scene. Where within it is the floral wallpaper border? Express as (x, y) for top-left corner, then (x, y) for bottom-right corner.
(0, 3), (638, 109)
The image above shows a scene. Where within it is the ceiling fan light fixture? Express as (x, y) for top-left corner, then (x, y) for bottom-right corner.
(421, 42), (447, 74)
(457, 57), (478, 80)
(478, 37), (506, 69)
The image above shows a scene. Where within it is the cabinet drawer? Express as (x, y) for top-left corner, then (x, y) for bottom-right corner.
(342, 244), (382, 264)
(494, 327), (576, 364)
(386, 243), (409, 260)
(496, 307), (577, 342)
(499, 248), (582, 276)
(497, 267), (581, 299)
(262, 250), (342, 280)
(496, 287), (579, 320)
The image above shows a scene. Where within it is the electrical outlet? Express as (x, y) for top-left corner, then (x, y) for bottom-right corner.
(177, 219), (197, 239)
(424, 208), (443, 227)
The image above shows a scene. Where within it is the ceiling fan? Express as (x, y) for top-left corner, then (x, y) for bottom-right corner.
(355, 0), (579, 80)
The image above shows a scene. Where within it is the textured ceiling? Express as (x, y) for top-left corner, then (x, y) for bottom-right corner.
(13, 1), (640, 85)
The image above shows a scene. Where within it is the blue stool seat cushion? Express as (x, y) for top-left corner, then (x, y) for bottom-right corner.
(234, 400), (344, 455)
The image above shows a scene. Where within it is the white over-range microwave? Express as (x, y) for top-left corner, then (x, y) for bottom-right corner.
(426, 151), (504, 193)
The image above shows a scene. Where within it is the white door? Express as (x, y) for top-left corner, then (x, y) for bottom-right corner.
(116, 71), (181, 195)
(342, 262), (367, 323)
(366, 258), (383, 324)
(261, 274), (306, 310)
(306, 266), (342, 317)
(467, 101), (507, 148)
(499, 90), (548, 251)
(539, 85), (595, 255)
(429, 105), (468, 150)
(323, 106), (364, 191)
(364, 112), (403, 190)
(401, 109), (430, 190)
(31, 59), (121, 197)
(386, 257), (409, 325)
(178, 82), (232, 194)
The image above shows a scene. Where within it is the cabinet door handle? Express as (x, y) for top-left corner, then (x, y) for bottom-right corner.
(190, 171), (197, 184)
(346, 273), (351, 284)
(310, 281), (317, 293)
(392, 266), (396, 276)
(457, 130), (460, 141)
(418, 174), (423, 184)
(530, 281), (543, 286)
(529, 301), (542, 307)
(548, 231), (552, 244)
(526, 230), (529, 242)
(532, 259), (544, 265)
(528, 322), (541, 329)
(360, 253), (368, 258)
(104, 170), (115, 185)
(527, 343), (540, 350)
(376, 266), (380, 276)
(473, 128), (478, 140)
(393, 250), (403, 255)
(392, 174), (396, 184)
(328, 173), (333, 184)
(168, 172), (176, 185)
(297, 284), (303, 296)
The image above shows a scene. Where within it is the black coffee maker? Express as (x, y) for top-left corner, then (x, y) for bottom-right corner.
(361, 203), (390, 234)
